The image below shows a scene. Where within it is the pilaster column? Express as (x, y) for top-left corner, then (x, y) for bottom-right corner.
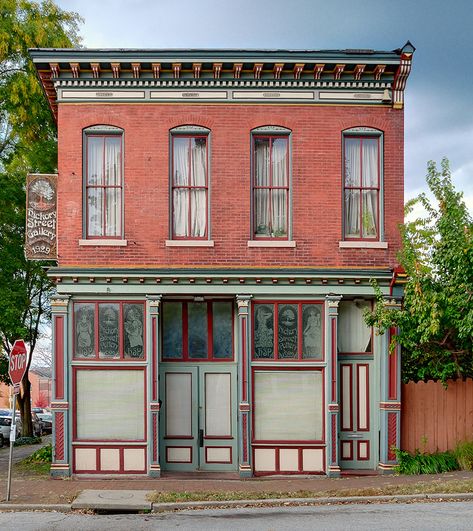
(236, 295), (252, 477)
(146, 295), (162, 477)
(378, 296), (402, 472)
(325, 294), (342, 477)
(50, 294), (70, 477)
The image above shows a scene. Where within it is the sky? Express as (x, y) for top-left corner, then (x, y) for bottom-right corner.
(53, 0), (473, 211)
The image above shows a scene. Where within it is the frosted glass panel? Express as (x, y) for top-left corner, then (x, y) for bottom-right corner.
(74, 303), (95, 358)
(123, 304), (144, 359)
(254, 304), (274, 359)
(205, 373), (231, 436)
(212, 302), (233, 358)
(188, 302), (208, 358)
(163, 303), (183, 359)
(278, 304), (298, 358)
(338, 301), (372, 353)
(98, 303), (119, 359)
(166, 373), (192, 437)
(254, 371), (323, 441)
(302, 304), (323, 359)
(76, 370), (144, 440)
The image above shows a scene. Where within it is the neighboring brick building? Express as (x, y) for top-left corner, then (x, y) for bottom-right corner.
(31, 44), (413, 477)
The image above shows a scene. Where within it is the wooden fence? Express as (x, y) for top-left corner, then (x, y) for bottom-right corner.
(401, 379), (473, 453)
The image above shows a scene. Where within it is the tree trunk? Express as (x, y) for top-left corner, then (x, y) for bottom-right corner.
(18, 374), (33, 437)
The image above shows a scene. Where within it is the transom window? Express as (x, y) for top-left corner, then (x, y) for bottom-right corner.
(162, 300), (233, 361)
(171, 134), (208, 238)
(73, 301), (145, 360)
(253, 302), (324, 360)
(253, 135), (289, 238)
(343, 134), (380, 239)
(85, 130), (123, 238)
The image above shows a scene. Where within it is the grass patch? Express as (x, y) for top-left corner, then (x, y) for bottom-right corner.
(455, 441), (473, 471)
(15, 443), (52, 476)
(147, 478), (473, 503)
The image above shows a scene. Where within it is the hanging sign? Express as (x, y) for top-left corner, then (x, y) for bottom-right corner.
(25, 173), (58, 260)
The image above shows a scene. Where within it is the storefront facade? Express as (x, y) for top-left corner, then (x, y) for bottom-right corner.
(31, 44), (413, 477)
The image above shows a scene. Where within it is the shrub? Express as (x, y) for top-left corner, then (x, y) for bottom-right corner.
(394, 448), (459, 475)
(14, 436), (42, 447)
(455, 441), (473, 471)
(23, 443), (52, 463)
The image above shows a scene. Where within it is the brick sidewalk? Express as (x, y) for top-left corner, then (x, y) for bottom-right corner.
(2, 469), (473, 505)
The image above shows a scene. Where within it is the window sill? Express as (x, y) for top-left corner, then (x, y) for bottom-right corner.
(79, 239), (127, 247)
(165, 240), (215, 247)
(248, 240), (296, 248)
(339, 241), (388, 249)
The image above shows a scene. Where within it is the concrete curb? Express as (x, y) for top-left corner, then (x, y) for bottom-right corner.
(1, 493), (473, 513)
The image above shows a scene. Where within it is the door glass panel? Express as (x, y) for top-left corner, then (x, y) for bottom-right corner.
(123, 304), (144, 359)
(163, 303), (183, 359)
(98, 303), (119, 359)
(341, 364), (352, 431)
(205, 373), (231, 436)
(357, 364), (369, 430)
(302, 304), (323, 359)
(254, 304), (274, 358)
(165, 373), (192, 437)
(212, 302), (233, 358)
(278, 304), (298, 358)
(74, 303), (95, 358)
(188, 302), (208, 358)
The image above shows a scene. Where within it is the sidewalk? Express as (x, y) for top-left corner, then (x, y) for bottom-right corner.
(1, 440), (473, 509)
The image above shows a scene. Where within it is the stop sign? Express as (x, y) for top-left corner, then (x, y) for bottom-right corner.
(9, 340), (29, 387)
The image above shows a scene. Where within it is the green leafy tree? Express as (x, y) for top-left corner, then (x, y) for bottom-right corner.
(0, 0), (81, 435)
(366, 159), (473, 384)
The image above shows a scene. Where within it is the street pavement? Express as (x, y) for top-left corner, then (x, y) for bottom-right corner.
(0, 501), (473, 530)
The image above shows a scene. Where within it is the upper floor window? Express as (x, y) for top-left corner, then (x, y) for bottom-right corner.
(84, 126), (123, 238)
(171, 127), (209, 239)
(252, 127), (290, 239)
(343, 131), (381, 240)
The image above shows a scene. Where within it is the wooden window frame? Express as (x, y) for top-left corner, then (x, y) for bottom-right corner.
(161, 300), (234, 362)
(73, 301), (146, 361)
(252, 300), (325, 361)
(171, 134), (209, 240)
(252, 134), (290, 240)
(84, 131), (124, 239)
(343, 134), (381, 241)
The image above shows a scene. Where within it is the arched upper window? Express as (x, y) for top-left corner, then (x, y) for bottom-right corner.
(169, 125), (210, 239)
(83, 125), (124, 239)
(251, 126), (291, 240)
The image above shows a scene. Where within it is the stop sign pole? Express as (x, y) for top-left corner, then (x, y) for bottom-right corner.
(6, 339), (29, 502)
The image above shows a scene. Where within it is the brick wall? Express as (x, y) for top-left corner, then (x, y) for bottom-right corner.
(57, 103), (404, 269)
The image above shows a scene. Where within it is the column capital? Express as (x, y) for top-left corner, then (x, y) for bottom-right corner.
(236, 295), (252, 315)
(382, 295), (402, 310)
(147, 294), (162, 312)
(51, 294), (70, 313)
(326, 294), (342, 313)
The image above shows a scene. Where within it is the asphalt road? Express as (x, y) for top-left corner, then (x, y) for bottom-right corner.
(0, 501), (473, 530)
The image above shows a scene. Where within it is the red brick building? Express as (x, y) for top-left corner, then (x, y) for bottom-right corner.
(31, 44), (413, 477)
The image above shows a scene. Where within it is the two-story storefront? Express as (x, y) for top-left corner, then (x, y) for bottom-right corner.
(30, 44), (413, 477)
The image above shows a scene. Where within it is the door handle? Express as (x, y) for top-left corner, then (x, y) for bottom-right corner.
(346, 434), (363, 439)
(199, 429), (204, 448)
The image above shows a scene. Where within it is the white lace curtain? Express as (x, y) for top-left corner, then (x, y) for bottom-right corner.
(87, 136), (122, 237)
(344, 137), (378, 238)
(254, 137), (288, 237)
(338, 301), (372, 353)
(173, 137), (207, 237)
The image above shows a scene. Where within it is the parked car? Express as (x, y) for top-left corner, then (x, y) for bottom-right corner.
(0, 416), (20, 447)
(37, 413), (52, 434)
(31, 412), (43, 437)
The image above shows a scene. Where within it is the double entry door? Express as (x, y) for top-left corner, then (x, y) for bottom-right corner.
(159, 364), (237, 471)
(338, 359), (376, 469)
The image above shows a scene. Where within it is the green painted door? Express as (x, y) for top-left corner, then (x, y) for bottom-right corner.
(159, 364), (237, 471)
(338, 359), (376, 469)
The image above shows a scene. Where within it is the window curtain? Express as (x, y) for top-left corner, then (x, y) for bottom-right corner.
(104, 137), (122, 237)
(271, 138), (288, 236)
(190, 138), (207, 237)
(361, 138), (378, 237)
(173, 137), (189, 237)
(344, 138), (361, 238)
(87, 137), (104, 236)
(338, 301), (371, 353)
(254, 139), (270, 235)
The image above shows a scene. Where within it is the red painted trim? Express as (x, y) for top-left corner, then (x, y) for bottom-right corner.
(73, 301), (146, 361)
(72, 366), (147, 443)
(388, 327), (398, 400)
(331, 414), (337, 464)
(387, 412), (397, 460)
(252, 300), (325, 361)
(357, 440), (370, 461)
(340, 363), (353, 431)
(166, 446), (193, 464)
(54, 316), (64, 399)
(251, 366), (325, 444)
(242, 413), (248, 462)
(205, 446), (232, 464)
(72, 445), (147, 474)
(153, 413), (158, 462)
(242, 316), (247, 401)
(356, 363), (370, 432)
(331, 317), (336, 401)
(340, 440), (353, 460)
(152, 317), (157, 401)
(55, 411), (65, 460)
